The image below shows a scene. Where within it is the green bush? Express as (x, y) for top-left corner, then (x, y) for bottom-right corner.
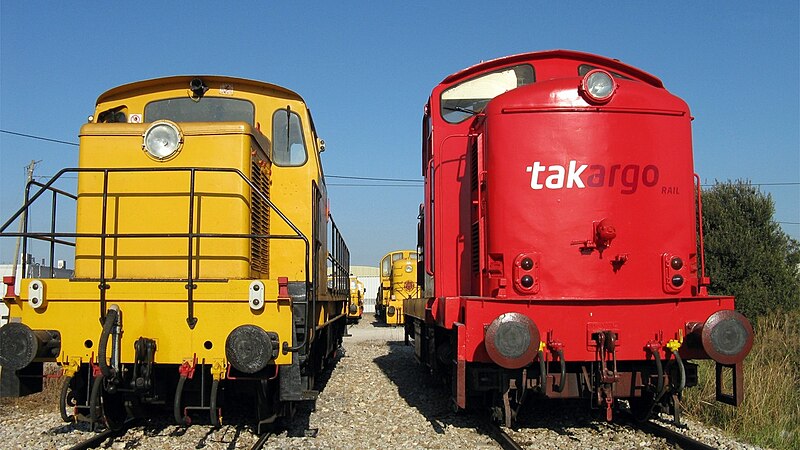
(685, 181), (800, 448)
(683, 311), (800, 449)
(701, 181), (800, 318)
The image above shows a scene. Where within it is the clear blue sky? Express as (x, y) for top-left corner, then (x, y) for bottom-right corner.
(1, 2), (798, 266)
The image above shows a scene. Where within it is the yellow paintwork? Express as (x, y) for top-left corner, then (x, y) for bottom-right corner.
(75, 123), (264, 279)
(347, 277), (364, 320)
(378, 250), (417, 315)
(5, 76), (343, 372)
(12, 278), (292, 365)
(385, 255), (420, 326)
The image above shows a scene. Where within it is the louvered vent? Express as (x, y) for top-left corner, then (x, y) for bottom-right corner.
(470, 140), (478, 191)
(251, 160), (270, 275)
(471, 221), (479, 274)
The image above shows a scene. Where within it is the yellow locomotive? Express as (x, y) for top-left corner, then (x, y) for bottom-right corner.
(347, 277), (364, 323)
(0, 76), (350, 432)
(376, 250), (419, 326)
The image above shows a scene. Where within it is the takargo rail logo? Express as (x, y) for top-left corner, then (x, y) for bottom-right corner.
(525, 161), (659, 194)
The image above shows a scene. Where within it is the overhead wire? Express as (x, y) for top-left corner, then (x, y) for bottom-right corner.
(2, 129), (798, 188)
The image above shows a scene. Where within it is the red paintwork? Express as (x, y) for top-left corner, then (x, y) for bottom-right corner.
(417, 50), (741, 366)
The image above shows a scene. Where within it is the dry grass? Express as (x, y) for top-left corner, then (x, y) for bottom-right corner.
(683, 310), (800, 449)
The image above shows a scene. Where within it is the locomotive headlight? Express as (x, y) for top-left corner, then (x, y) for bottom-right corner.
(143, 121), (183, 160)
(405, 265), (413, 273)
(581, 69), (616, 103)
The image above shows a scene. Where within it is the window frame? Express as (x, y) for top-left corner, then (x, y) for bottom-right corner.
(271, 107), (309, 167)
(144, 97), (255, 124)
(439, 64), (535, 124)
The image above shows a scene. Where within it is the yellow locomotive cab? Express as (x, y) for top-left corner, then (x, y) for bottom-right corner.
(0, 76), (350, 431)
(347, 277), (364, 323)
(376, 250), (418, 326)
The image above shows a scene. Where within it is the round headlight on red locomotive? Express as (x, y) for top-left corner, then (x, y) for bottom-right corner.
(581, 69), (616, 103)
(484, 312), (540, 369)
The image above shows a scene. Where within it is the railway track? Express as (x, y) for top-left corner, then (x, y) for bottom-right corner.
(630, 418), (717, 450)
(484, 422), (524, 450)
(67, 419), (138, 450)
(489, 410), (717, 450)
(249, 431), (274, 450)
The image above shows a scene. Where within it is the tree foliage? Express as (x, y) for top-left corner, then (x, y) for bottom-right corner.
(701, 180), (800, 319)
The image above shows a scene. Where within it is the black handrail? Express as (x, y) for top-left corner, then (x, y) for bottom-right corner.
(0, 167), (310, 337)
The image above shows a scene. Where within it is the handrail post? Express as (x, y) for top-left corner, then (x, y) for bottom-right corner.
(186, 168), (198, 329)
(99, 170), (110, 322)
(49, 190), (57, 278)
(694, 174), (709, 289)
(21, 182), (32, 279)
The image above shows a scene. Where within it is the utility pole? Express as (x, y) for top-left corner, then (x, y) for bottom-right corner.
(11, 160), (38, 279)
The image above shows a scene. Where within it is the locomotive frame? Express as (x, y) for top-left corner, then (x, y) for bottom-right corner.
(376, 250), (418, 326)
(404, 50), (754, 426)
(0, 76), (350, 432)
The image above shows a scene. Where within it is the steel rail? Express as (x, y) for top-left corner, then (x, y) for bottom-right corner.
(67, 418), (137, 450)
(631, 418), (717, 450)
(484, 422), (524, 450)
(250, 431), (273, 450)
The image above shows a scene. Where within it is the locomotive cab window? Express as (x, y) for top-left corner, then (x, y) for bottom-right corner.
(441, 64), (534, 123)
(381, 256), (391, 277)
(144, 97), (255, 123)
(272, 108), (308, 167)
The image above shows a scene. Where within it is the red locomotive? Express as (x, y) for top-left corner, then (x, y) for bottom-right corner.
(404, 50), (753, 426)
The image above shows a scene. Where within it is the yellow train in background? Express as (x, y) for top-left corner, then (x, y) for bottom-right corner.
(347, 276), (364, 323)
(375, 250), (419, 326)
(0, 76), (350, 432)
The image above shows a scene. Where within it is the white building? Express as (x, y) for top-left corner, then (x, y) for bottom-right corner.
(350, 265), (379, 313)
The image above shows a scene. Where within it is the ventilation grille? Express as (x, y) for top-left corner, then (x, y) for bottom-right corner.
(251, 160), (270, 275)
(470, 140), (478, 191)
(471, 221), (480, 274)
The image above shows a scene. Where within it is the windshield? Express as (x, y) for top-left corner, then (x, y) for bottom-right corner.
(144, 97), (255, 123)
(440, 64), (535, 123)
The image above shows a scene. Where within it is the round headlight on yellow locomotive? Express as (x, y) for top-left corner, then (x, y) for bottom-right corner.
(581, 69), (616, 103)
(405, 264), (413, 273)
(143, 120), (183, 160)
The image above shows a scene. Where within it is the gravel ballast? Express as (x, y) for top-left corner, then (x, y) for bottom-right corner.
(0, 315), (763, 449)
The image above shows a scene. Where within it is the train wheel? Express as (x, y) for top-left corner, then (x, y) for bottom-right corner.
(89, 375), (104, 429)
(59, 376), (76, 423)
(209, 380), (221, 427)
(102, 388), (128, 431)
(173, 376), (189, 426)
(629, 396), (655, 422)
(88, 374), (128, 430)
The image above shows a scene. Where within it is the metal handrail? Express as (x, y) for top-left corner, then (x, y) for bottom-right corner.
(0, 167), (310, 336)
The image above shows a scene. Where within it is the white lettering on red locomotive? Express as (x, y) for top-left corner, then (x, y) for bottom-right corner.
(526, 161), (587, 189)
(526, 161), (659, 194)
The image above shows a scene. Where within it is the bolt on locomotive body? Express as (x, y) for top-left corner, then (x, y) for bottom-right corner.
(404, 50), (753, 426)
(0, 76), (350, 432)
